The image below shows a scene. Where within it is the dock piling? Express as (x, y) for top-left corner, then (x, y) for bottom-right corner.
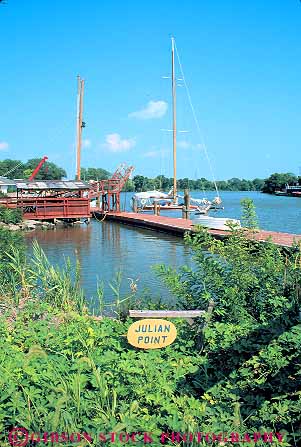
(182, 189), (190, 219)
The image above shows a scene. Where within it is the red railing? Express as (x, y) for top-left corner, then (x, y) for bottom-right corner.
(0, 197), (90, 220)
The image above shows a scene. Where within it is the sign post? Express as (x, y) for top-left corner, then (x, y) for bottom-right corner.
(127, 318), (177, 349)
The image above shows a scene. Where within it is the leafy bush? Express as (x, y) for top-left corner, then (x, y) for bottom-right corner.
(0, 309), (203, 446)
(0, 206), (22, 224)
(154, 224), (301, 445)
(0, 227), (25, 296)
(240, 197), (259, 229)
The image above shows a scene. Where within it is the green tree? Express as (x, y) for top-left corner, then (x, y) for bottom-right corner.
(154, 175), (170, 190)
(216, 180), (229, 190)
(178, 178), (189, 190)
(262, 172), (297, 194)
(252, 178), (265, 191)
(228, 178), (242, 191)
(132, 175), (146, 192)
(81, 167), (111, 181)
(23, 159), (66, 180)
(0, 159), (24, 179)
(122, 179), (135, 192)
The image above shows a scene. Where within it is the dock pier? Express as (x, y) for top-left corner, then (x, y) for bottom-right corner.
(90, 210), (301, 248)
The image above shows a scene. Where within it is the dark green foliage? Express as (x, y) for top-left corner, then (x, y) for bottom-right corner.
(0, 307), (207, 446)
(122, 179), (135, 191)
(23, 158), (66, 180)
(0, 206), (22, 224)
(81, 167), (111, 181)
(130, 175), (266, 192)
(262, 172), (298, 194)
(154, 225), (301, 444)
(0, 159), (24, 178)
(0, 222), (301, 444)
(0, 158), (66, 180)
(0, 227), (24, 265)
(0, 227), (25, 296)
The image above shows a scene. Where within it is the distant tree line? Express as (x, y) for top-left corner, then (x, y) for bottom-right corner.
(123, 175), (266, 192)
(126, 173), (301, 194)
(0, 158), (298, 194)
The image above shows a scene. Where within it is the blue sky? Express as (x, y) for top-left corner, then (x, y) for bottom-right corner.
(0, 0), (301, 181)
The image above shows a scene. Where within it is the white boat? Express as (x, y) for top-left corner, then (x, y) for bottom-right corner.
(192, 216), (241, 230)
(131, 189), (199, 211)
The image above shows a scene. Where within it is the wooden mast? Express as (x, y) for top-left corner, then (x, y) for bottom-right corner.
(76, 75), (84, 180)
(171, 37), (177, 203)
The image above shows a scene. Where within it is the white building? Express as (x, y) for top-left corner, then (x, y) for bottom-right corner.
(0, 177), (16, 194)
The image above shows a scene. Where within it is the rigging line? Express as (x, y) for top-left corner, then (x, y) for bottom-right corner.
(174, 39), (220, 197)
(3, 161), (25, 177)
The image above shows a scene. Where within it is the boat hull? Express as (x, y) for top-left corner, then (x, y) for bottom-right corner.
(141, 204), (198, 211)
(192, 216), (241, 230)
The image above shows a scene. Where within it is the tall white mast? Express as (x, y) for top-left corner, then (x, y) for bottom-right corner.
(76, 75), (85, 180)
(171, 37), (177, 203)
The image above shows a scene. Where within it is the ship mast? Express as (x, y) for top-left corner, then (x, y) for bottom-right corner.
(76, 75), (85, 180)
(171, 37), (177, 203)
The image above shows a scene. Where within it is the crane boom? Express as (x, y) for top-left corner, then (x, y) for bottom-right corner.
(29, 156), (48, 181)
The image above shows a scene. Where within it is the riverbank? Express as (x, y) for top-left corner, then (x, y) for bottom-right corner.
(0, 219), (55, 231)
(1, 221), (301, 446)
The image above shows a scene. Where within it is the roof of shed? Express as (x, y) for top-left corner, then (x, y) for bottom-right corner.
(14, 180), (90, 190)
(0, 176), (17, 186)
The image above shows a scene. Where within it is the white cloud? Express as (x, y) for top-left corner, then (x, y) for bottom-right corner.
(82, 139), (91, 148)
(102, 133), (136, 153)
(0, 141), (9, 151)
(129, 100), (168, 120)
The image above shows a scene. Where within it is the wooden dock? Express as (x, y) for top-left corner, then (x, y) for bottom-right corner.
(90, 210), (301, 248)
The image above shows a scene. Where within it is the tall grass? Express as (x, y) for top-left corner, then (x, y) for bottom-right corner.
(2, 240), (86, 314)
(1, 236), (142, 319)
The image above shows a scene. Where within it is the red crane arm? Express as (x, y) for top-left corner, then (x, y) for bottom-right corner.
(29, 156), (49, 181)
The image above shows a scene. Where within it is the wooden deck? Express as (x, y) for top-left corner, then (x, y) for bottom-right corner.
(90, 210), (301, 248)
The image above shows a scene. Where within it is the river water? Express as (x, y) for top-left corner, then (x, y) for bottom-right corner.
(25, 191), (301, 307)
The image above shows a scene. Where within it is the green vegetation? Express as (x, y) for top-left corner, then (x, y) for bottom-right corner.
(80, 167), (111, 181)
(0, 202), (300, 446)
(0, 158), (66, 180)
(240, 198), (259, 229)
(0, 206), (22, 225)
(154, 224), (301, 445)
(129, 175), (265, 192)
(262, 172), (299, 194)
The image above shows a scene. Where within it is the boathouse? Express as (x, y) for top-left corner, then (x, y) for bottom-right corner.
(1, 179), (91, 220)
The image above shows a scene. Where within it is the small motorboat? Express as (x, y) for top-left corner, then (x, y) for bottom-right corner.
(192, 216), (241, 230)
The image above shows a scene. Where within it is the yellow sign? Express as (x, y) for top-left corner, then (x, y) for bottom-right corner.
(127, 319), (177, 349)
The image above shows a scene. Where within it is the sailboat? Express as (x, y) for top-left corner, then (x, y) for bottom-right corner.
(131, 38), (222, 214)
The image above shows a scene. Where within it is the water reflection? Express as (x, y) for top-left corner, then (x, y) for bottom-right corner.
(25, 220), (192, 306)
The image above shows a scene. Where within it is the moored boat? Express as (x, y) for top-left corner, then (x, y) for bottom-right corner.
(192, 216), (241, 230)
